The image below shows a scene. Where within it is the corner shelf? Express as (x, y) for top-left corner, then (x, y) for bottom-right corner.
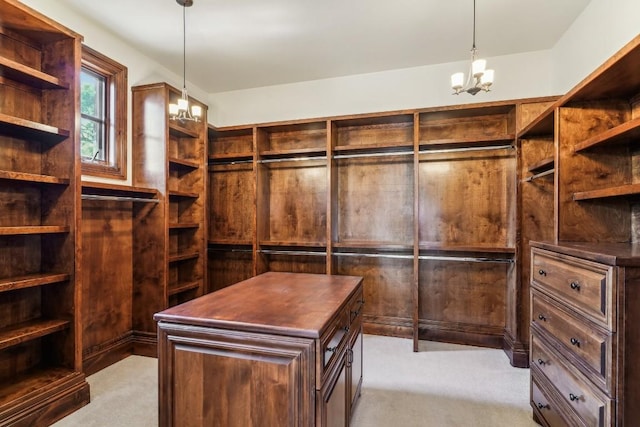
(0, 273), (71, 293)
(0, 55), (68, 90)
(528, 157), (555, 174)
(169, 222), (200, 229)
(0, 113), (70, 143)
(168, 251), (200, 263)
(168, 190), (199, 199)
(573, 116), (640, 153)
(169, 122), (199, 138)
(169, 157), (200, 170)
(168, 281), (201, 296)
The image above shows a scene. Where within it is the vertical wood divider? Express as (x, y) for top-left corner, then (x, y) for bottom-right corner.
(327, 120), (335, 274)
(412, 112), (420, 352)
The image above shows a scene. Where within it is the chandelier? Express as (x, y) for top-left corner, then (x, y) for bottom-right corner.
(169, 0), (202, 121)
(450, 0), (494, 95)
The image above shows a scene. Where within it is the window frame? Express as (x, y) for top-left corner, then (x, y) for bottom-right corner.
(80, 45), (128, 179)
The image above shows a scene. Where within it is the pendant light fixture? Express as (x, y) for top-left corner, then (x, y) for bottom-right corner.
(169, 0), (202, 121)
(450, 0), (494, 95)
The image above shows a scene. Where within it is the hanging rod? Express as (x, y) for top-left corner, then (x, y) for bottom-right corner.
(419, 144), (513, 155)
(258, 156), (327, 164)
(333, 151), (413, 160)
(418, 254), (513, 263)
(333, 252), (414, 260)
(81, 194), (159, 203)
(258, 249), (327, 256)
(524, 168), (554, 182)
(209, 159), (253, 166)
(208, 247), (253, 253)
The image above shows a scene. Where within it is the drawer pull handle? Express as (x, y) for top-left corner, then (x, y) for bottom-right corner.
(570, 338), (581, 347)
(538, 269), (547, 276)
(537, 402), (550, 410)
(343, 325), (350, 332)
(537, 358), (546, 366)
(570, 281), (581, 291)
(569, 393), (580, 402)
(538, 314), (547, 321)
(326, 346), (338, 353)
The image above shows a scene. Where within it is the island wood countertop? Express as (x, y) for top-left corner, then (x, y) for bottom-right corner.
(154, 271), (363, 339)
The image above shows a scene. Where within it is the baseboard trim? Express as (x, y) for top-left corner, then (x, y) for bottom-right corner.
(83, 332), (134, 376)
(132, 330), (158, 358)
(503, 330), (529, 368)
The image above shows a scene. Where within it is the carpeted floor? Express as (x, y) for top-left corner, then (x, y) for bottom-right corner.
(53, 335), (537, 427)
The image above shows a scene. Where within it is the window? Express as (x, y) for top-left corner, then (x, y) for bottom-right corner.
(80, 45), (127, 179)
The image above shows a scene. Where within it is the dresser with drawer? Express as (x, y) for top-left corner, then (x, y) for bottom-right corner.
(529, 241), (640, 426)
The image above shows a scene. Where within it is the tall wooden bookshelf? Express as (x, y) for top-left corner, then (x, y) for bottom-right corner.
(0, 0), (90, 424)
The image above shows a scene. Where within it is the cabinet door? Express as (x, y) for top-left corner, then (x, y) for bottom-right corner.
(325, 362), (347, 427)
(349, 330), (363, 412)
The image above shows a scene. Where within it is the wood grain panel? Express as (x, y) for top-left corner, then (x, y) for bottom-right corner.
(558, 101), (631, 241)
(335, 255), (413, 330)
(419, 113), (510, 141)
(334, 115), (413, 148)
(209, 164), (254, 243)
(337, 156), (413, 245)
(208, 249), (253, 293)
(209, 127), (253, 156)
(259, 122), (326, 153)
(418, 260), (507, 327)
(260, 253), (326, 275)
(262, 161), (327, 245)
(81, 200), (133, 360)
(419, 149), (515, 247)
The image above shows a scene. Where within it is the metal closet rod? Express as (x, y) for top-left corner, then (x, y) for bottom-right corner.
(333, 151), (413, 160)
(210, 159), (253, 166)
(418, 144), (514, 155)
(208, 247), (253, 253)
(334, 252), (414, 260)
(524, 168), (554, 182)
(418, 254), (514, 264)
(81, 194), (159, 203)
(258, 156), (327, 164)
(258, 249), (327, 256)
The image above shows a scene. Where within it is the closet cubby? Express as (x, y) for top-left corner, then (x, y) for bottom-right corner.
(207, 127), (256, 293)
(0, 0), (89, 423)
(132, 82), (207, 312)
(208, 98), (558, 364)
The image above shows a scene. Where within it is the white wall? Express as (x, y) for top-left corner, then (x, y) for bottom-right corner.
(20, 0), (210, 185)
(551, 0), (640, 94)
(209, 50), (554, 127)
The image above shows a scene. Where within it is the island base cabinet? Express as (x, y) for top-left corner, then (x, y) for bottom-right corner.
(157, 324), (315, 427)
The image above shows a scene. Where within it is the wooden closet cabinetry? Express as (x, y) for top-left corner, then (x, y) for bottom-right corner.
(208, 100), (550, 361)
(132, 83), (208, 313)
(530, 242), (640, 426)
(0, 0), (89, 424)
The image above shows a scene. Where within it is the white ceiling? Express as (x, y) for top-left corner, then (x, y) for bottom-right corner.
(57, 0), (591, 93)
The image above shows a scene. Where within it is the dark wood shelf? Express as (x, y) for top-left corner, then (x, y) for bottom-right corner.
(0, 226), (70, 235)
(209, 152), (254, 162)
(259, 147), (327, 159)
(0, 170), (69, 185)
(168, 251), (200, 263)
(573, 183), (640, 201)
(0, 319), (70, 351)
(0, 273), (70, 293)
(168, 190), (199, 199)
(419, 242), (516, 254)
(527, 156), (555, 174)
(332, 241), (413, 251)
(0, 113), (70, 143)
(208, 239), (253, 247)
(419, 134), (515, 150)
(0, 56), (68, 90)
(574, 117), (640, 152)
(81, 181), (158, 199)
(0, 367), (78, 409)
(517, 106), (556, 138)
(169, 222), (200, 230)
(168, 122), (199, 138)
(259, 241), (327, 249)
(168, 281), (200, 296)
(333, 142), (414, 155)
(169, 157), (200, 170)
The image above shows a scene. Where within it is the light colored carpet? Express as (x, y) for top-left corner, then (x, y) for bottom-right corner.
(53, 335), (537, 427)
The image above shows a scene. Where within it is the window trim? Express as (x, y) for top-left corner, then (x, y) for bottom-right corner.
(80, 45), (127, 179)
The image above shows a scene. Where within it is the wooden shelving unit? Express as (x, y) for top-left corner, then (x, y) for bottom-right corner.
(80, 181), (161, 374)
(132, 82), (208, 313)
(208, 101), (539, 360)
(0, 0), (89, 423)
